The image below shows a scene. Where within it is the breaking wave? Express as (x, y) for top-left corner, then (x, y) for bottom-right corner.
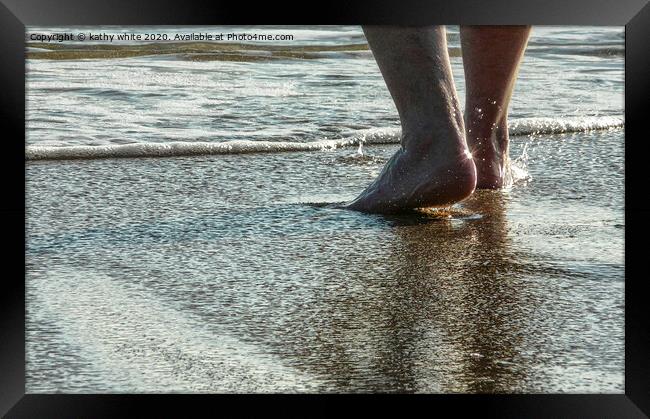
(26, 116), (623, 161)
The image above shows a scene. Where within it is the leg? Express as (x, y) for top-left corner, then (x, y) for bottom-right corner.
(460, 25), (531, 189)
(346, 26), (476, 214)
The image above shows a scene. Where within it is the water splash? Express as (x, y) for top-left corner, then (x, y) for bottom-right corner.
(503, 142), (532, 189)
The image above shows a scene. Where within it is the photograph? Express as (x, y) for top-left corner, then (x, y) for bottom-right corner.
(24, 24), (625, 394)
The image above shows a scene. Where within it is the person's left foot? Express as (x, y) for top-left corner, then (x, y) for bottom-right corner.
(345, 132), (477, 214)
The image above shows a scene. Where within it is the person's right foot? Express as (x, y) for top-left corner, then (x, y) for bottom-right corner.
(465, 103), (510, 189)
(460, 25), (531, 189)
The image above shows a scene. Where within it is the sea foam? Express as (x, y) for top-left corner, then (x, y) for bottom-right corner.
(26, 116), (623, 161)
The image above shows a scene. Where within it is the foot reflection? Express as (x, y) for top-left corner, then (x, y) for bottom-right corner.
(362, 191), (528, 392)
(299, 191), (533, 392)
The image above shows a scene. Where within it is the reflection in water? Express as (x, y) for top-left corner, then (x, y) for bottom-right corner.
(26, 130), (624, 393)
(371, 192), (526, 392)
(276, 192), (534, 392)
(26, 25), (623, 392)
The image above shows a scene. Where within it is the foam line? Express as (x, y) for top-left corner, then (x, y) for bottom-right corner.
(26, 116), (623, 161)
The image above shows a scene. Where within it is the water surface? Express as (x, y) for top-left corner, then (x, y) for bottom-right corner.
(26, 25), (624, 393)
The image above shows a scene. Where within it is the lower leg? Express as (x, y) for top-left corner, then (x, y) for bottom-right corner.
(460, 25), (531, 189)
(347, 26), (476, 213)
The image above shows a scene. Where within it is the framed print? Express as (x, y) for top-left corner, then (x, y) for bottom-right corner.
(2, 0), (649, 416)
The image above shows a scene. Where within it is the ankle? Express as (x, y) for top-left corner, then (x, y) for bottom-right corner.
(401, 123), (467, 157)
(465, 108), (508, 157)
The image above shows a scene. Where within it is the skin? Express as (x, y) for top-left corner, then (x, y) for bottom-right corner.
(346, 26), (476, 214)
(461, 25), (532, 189)
(346, 25), (531, 213)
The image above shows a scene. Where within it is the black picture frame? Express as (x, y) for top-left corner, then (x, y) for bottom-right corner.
(2, 0), (648, 416)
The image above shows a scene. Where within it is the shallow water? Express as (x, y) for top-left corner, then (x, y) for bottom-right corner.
(26, 26), (623, 152)
(25, 26), (624, 393)
(27, 129), (623, 393)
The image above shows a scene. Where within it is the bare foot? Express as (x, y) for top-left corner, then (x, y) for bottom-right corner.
(460, 25), (531, 189)
(345, 132), (477, 214)
(345, 25), (478, 214)
(465, 102), (509, 189)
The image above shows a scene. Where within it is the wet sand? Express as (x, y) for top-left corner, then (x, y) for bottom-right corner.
(26, 129), (624, 393)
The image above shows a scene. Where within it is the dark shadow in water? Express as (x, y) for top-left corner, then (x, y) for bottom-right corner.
(376, 191), (534, 392)
(304, 191), (535, 392)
